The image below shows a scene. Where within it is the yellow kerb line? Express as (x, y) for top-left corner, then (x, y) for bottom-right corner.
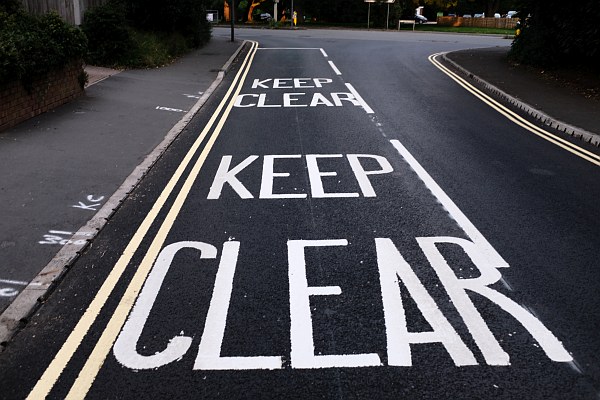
(429, 53), (600, 167)
(64, 42), (260, 399)
(27, 41), (259, 400)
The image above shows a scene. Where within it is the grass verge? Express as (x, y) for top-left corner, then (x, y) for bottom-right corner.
(124, 30), (190, 68)
(409, 25), (514, 35)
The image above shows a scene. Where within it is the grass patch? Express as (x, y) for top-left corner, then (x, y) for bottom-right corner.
(125, 30), (189, 68)
(302, 21), (366, 29)
(82, 1), (208, 69)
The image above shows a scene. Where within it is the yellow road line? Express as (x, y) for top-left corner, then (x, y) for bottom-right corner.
(429, 53), (600, 167)
(27, 41), (259, 400)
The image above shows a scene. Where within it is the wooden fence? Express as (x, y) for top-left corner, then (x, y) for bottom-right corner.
(437, 16), (519, 29)
(21, 0), (108, 24)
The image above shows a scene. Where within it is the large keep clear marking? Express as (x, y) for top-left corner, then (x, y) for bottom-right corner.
(28, 41), (260, 399)
(29, 44), (573, 399)
(430, 52), (600, 167)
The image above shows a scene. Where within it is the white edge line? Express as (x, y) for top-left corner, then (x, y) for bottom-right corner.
(328, 60), (342, 75)
(0, 40), (250, 348)
(345, 83), (374, 114)
(389, 139), (509, 268)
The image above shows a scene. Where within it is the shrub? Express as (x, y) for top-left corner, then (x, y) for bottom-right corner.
(510, 0), (600, 68)
(81, 1), (134, 66)
(0, 8), (87, 87)
(125, 30), (189, 68)
(82, 0), (212, 68)
(126, 0), (212, 48)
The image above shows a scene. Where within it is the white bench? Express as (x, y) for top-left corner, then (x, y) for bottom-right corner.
(398, 19), (416, 31)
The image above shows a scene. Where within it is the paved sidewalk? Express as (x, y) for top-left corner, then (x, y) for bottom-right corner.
(84, 65), (121, 87)
(0, 35), (242, 318)
(444, 46), (600, 145)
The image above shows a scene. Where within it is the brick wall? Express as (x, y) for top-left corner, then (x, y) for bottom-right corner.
(0, 61), (84, 132)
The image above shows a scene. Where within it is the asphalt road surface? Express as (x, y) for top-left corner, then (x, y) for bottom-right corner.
(1, 29), (599, 399)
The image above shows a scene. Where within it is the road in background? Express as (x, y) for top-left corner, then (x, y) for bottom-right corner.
(1, 28), (599, 399)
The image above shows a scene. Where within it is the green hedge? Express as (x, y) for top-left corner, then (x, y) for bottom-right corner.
(0, 8), (87, 86)
(125, 0), (211, 48)
(81, 1), (133, 66)
(82, 0), (212, 68)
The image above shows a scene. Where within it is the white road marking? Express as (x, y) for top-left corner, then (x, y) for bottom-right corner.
(328, 60), (342, 75)
(288, 239), (382, 368)
(391, 139), (572, 363)
(390, 139), (507, 263)
(345, 83), (374, 114)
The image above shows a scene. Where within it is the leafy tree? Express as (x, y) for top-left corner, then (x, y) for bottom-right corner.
(510, 0), (600, 68)
(0, 0), (22, 14)
(125, 0), (211, 47)
(82, 1), (132, 65)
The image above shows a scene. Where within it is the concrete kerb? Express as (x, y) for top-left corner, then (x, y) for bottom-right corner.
(0, 40), (250, 350)
(441, 52), (600, 147)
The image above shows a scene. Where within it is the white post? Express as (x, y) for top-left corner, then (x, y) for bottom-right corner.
(386, 3), (390, 30)
(72, 0), (82, 25)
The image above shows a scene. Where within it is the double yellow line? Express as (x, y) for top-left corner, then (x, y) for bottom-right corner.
(429, 53), (600, 167)
(28, 40), (259, 400)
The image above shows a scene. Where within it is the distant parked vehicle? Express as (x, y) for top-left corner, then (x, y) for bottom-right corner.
(494, 13), (501, 18)
(506, 11), (518, 18)
(448, 13), (456, 17)
(473, 13), (485, 18)
(462, 14), (472, 18)
(259, 13), (272, 21)
(414, 14), (428, 24)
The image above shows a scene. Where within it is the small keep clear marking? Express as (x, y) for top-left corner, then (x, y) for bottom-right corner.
(156, 106), (187, 113)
